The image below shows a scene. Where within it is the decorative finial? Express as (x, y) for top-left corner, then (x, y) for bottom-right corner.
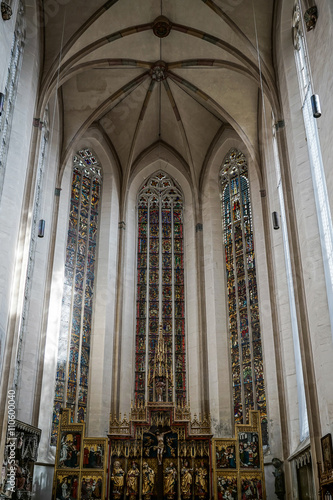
(152, 15), (172, 38)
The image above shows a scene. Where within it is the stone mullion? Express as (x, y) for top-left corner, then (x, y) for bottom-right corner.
(65, 168), (83, 419)
(75, 173), (94, 422)
(135, 197), (148, 403)
(171, 199), (175, 404)
(158, 192), (162, 329)
(145, 198), (151, 402)
(239, 173), (255, 422)
(228, 176), (244, 425)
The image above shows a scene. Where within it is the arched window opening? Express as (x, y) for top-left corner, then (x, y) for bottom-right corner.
(0, 2), (25, 201)
(51, 149), (102, 445)
(220, 149), (268, 445)
(135, 171), (186, 406)
(293, 4), (333, 337)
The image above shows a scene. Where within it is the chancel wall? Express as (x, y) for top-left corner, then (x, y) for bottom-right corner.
(0, 1), (333, 499)
(277, 0), (333, 443)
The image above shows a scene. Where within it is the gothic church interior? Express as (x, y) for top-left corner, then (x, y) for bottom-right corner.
(0, 0), (333, 498)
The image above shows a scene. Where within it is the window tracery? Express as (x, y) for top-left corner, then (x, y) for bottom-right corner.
(135, 171), (186, 405)
(220, 149), (268, 445)
(51, 149), (102, 445)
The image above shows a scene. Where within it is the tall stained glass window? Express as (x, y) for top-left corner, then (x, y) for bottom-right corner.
(51, 149), (102, 445)
(0, 2), (25, 202)
(220, 149), (268, 445)
(135, 171), (186, 405)
(293, 5), (333, 336)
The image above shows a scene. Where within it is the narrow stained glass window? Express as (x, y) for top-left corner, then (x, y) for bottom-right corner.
(0, 2), (25, 201)
(135, 171), (186, 405)
(293, 5), (333, 337)
(220, 149), (268, 445)
(51, 149), (102, 445)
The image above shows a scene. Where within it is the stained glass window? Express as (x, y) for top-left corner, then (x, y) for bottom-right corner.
(0, 2), (24, 202)
(135, 171), (186, 405)
(293, 5), (333, 337)
(51, 149), (102, 445)
(220, 149), (268, 445)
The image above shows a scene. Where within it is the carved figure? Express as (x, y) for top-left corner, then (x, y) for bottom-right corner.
(166, 436), (176, 457)
(111, 460), (125, 496)
(146, 429), (171, 465)
(155, 379), (165, 402)
(272, 458), (285, 500)
(181, 460), (193, 498)
(142, 462), (155, 496)
(126, 461), (140, 497)
(164, 462), (177, 495)
(195, 461), (208, 496)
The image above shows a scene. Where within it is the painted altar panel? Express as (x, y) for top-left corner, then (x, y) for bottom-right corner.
(52, 410), (107, 500)
(213, 411), (266, 500)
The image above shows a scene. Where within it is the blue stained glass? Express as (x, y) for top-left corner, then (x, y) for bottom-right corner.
(136, 172), (186, 404)
(221, 149), (267, 441)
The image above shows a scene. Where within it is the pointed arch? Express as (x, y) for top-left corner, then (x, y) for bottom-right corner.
(51, 149), (103, 444)
(220, 148), (268, 444)
(135, 171), (186, 405)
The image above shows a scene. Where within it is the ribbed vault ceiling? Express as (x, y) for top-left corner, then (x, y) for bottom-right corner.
(41, 0), (275, 186)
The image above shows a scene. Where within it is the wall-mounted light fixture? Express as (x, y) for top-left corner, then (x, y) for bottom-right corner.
(38, 219), (45, 238)
(272, 211), (280, 230)
(311, 94), (321, 118)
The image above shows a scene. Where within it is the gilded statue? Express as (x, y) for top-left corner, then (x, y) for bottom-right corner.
(126, 461), (139, 497)
(142, 462), (155, 496)
(111, 461), (125, 498)
(181, 460), (193, 498)
(164, 462), (177, 496)
(195, 461), (208, 497)
(146, 429), (171, 465)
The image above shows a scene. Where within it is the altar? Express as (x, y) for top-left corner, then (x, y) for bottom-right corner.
(108, 402), (211, 500)
(52, 326), (266, 499)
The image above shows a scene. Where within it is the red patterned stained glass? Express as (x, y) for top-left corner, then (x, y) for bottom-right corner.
(135, 172), (186, 404)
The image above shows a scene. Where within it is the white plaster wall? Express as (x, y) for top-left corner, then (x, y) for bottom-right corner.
(203, 127), (283, 458)
(0, 0), (40, 378)
(37, 151), (72, 463)
(16, 99), (60, 424)
(277, 0), (333, 441)
(262, 101), (302, 455)
(246, 142), (282, 460)
(201, 130), (237, 438)
(38, 130), (121, 458)
(85, 132), (120, 437)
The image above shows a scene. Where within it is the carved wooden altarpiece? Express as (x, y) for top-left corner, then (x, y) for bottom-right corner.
(108, 326), (212, 500)
(53, 327), (266, 499)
